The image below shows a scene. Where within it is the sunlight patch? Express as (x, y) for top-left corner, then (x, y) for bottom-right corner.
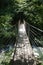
(16, 0), (26, 3)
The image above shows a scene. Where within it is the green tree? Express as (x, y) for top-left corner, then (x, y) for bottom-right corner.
(0, 0), (43, 44)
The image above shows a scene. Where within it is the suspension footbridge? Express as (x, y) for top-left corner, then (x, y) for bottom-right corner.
(12, 20), (36, 65)
(0, 20), (43, 65)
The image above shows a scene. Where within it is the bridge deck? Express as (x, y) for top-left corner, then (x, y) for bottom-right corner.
(13, 22), (36, 65)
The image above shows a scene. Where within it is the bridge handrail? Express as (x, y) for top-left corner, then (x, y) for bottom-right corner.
(29, 24), (43, 33)
(26, 22), (43, 35)
(26, 22), (43, 47)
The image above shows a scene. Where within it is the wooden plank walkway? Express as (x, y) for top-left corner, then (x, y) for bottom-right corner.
(13, 21), (36, 65)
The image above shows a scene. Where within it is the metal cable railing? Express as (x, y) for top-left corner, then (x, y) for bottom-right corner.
(0, 24), (18, 46)
(0, 22), (43, 47)
(26, 22), (43, 47)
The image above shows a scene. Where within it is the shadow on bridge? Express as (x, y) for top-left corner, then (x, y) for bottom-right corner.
(9, 59), (28, 65)
(9, 58), (34, 65)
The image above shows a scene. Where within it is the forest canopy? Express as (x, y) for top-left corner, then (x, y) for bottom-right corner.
(0, 0), (43, 40)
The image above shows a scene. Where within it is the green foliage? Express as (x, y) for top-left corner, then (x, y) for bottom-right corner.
(0, 0), (43, 29)
(0, 1), (43, 65)
(0, 45), (14, 65)
(18, 0), (43, 30)
(0, 0), (43, 44)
